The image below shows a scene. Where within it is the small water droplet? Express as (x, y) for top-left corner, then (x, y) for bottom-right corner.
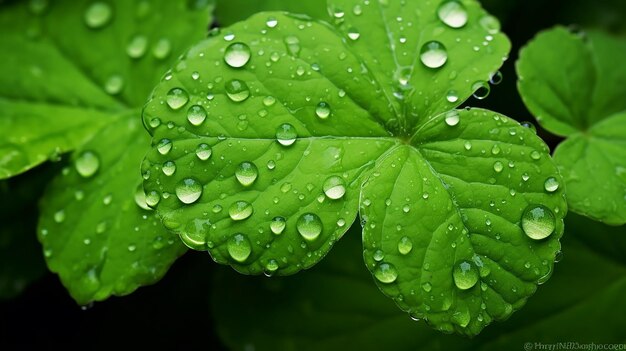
(520, 121), (537, 133)
(422, 282), (432, 292)
(276, 123), (297, 146)
(446, 90), (459, 103)
(224, 42), (251, 68)
(296, 213), (322, 241)
(263, 96), (276, 107)
(373, 249), (385, 262)
(315, 102), (331, 119)
(104, 75), (124, 95)
(374, 262), (398, 284)
(544, 177), (560, 193)
(530, 150), (541, 160)
(480, 15), (501, 34)
(225, 79), (250, 102)
(145, 191), (160, 207)
(266, 17), (278, 28)
(493, 161), (503, 173)
(453, 260), (479, 290)
(229, 201), (253, 221)
(265, 259), (279, 275)
(175, 178), (203, 204)
(420, 41), (448, 69)
(347, 27), (360, 41)
(152, 38), (171, 59)
(235, 161), (258, 186)
(195, 143), (212, 160)
(84, 2), (113, 29)
(521, 205), (556, 240)
(437, 0), (468, 28)
(444, 111), (460, 126)
(270, 216), (286, 235)
(54, 210), (65, 223)
(126, 35), (148, 59)
(227, 233), (251, 262)
(489, 71), (503, 85)
(398, 236), (413, 255)
(187, 105), (207, 126)
(75, 151), (100, 178)
(162, 161), (176, 176)
(323, 176), (346, 200)
(284, 35), (301, 56)
(157, 138), (172, 155)
(166, 88), (189, 110)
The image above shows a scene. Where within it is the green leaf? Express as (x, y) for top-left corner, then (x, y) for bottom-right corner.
(215, 0), (327, 26)
(212, 217), (626, 351)
(0, 0), (213, 178)
(38, 115), (187, 305)
(517, 27), (626, 224)
(0, 0), (216, 303)
(143, 1), (566, 334)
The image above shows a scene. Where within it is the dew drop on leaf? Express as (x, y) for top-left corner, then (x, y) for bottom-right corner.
(453, 260), (479, 290)
(162, 161), (176, 176)
(227, 233), (251, 263)
(145, 191), (160, 207)
(315, 101), (331, 119)
(472, 81), (491, 99)
(166, 88), (189, 110)
(520, 121), (537, 133)
(296, 213), (323, 241)
(134, 185), (151, 211)
(398, 236), (413, 255)
(493, 161), (503, 173)
(54, 210), (65, 223)
(489, 71), (503, 85)
(521, 205), (556, 240)
(347, 27), (360, 41)
(224, 42), (251, 68)
(126, 35), (148, 59)
(437, 0), (468, 28)
(322, 175), (346, 200)
(275, 123), (297, 146)
(480, 15), (501, 34)
(374, 262), (398, 284)
(187, 105), (207, 126)
(75, 150), (100, 178)
(420, 41), (448, 69)
(195, 143), (212, 160)
(373, 249), (385, 261)
(270, 216), (286, 235)
(84, 2), (112, 29)
(157, 138), (172, 155)
(235, 161), (258, 186)
(152, 38), (171, 60)
(229, 201), (253, 221)
(175, 178), (203, 204)
(225, 79), (250, 102)
(446, 90), (459, 103)
(265, 259), (279, 275)
(284, 35), (301, 56)
(104, 75), (124, 95)
(263, 96), (276, 107)
(444, 111), (460, 126)
(544, 177), (560, 192)
(266, 17), (278, 28)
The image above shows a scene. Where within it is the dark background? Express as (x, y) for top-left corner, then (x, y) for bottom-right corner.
(1, 0), (625, 349)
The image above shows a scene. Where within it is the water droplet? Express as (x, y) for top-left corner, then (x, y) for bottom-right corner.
(263, 96), (276, 107)
(157, 138), (172, 155)
(75, 151), (100, 178)
(126, 35), (148, 59)
(104, 75), (123, 95)
(297, 213), (323, 241)
(84, 2), (112, 29)
(284, 35), (301, 56)
(229, 201), (253, 221)
(152, 38), (171, 59)
(422, 282), (432, 292)
(166, 88), (189, 110)
(54, 210), (65, 223)
(373, 249), (385, 262)
(162, 161), (176, 176)
(520, 121), (536, 133)
(530, 150), (541, 160)
(224, 42), (251, 68)
(398, 236), (413, 255)
(521, 205), (556, 240)
(480, 15), (501, 34)
(276, 123), (297, 146)
(134, 185), (151, 211)
(437, 1), (468, 28)
(493, 161), (503, 173)
(472, 81), (490, 99)
(175, 178), (203, 204)
(266, 17), (278, 28)
(225, 79), (250, 102)
(235, 161), (258, 186)
(453, 260), (479, 290)
(347, 27), (360, 41)
(489, 71), (503, 85)
(265, 259), (279, 275)
(464, 141), (472, 150)
(315, 102), (331, 119)
(444, 111), (460, 126)
(544, 177), (560, 193)
(195, 143), (212, 160)
(145, 191), (160, 207)
(187, 105), (207, 126)
(270, 216), (286, 235)
(420, 41), (448, 69)
(227, 233), (251, 262)
(323, 176), (346, 200)
(446, 90), (459, 103)
(374, 263), (398, 284)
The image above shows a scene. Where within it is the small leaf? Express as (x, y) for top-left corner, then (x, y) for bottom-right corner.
(38, 116), (186, 305)
(517, 27), (626, 224)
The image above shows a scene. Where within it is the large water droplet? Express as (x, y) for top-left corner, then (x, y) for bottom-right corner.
(374, 262), (398, 283)
(84, 2), (112, 29)
(472, 81), (490, 100)
(224, 42), (251, 68)
(297, 213), (322, 241)
(444, 111), (460, 126)
(225, 79), (250, 102)
(521, 205), (556, 240)
(166, 88), (189, 110)
(195, 143), (212, 160)
(187, 105), (207, 126)
(544, 177), (560, 193)
(75, 151), (100, 178)
(398, 236), (413, 255)
(266, 17), (278, 28)
(276, 123), (297, 146)
(227, 233), (251, 262)
(157, 138), (172, 155)
(229, 201), (253, 221)
(162, 161), (176, 176)
(347, 27), (361, 41)
(323, 176), (346, 200)
(235, 161), (258, 186)
(453, 260), (479, 290)
(175, 178), (203, 204)
(446, 90), (459, 103)
(420, 41), (448, 69)
(145, 191), (160, 207)
(315, 102), (331, 119)
(284, 35), (301, 56)
(126, 35), (148, 59)
(270, 216), (286, 235)
(437, 1), (468, 28)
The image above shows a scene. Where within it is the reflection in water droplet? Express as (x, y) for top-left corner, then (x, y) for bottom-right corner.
(521, 205), (556, 240)
(162, 161), (176, 176)
(472, 81), (490, 100)
(489, 71), (503, 85)
(157, 138), (172, 155)
(152, 38), (171, 59)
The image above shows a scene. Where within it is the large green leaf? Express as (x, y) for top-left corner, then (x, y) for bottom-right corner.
(0, 0), (215, 304)
(517, 27), (626, 225)
(0, 0), (213, 178)
(143, 1), (566, 334)
(215, 0), (327, 26)
(212, 216), (626, 350)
